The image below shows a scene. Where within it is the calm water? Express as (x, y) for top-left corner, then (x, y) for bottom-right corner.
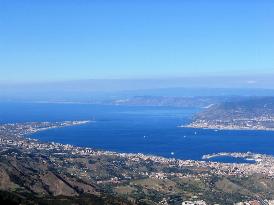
(1, 102), (274, 161)
(205, 156), (256, 164)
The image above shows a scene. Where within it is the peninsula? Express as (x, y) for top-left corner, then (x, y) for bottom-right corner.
(184, 97), (274, 131)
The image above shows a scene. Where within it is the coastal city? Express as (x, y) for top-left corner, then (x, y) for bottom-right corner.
(184, 116), (274, 131)
(2, 121), (274, 178)
(1, 121), (274, 204)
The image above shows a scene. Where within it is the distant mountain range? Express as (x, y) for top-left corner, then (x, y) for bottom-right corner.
(2, 85), (274, 104)
(110, 96), (234, 108)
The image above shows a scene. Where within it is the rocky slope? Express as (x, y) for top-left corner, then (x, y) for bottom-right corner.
(0, 149), (133, 205)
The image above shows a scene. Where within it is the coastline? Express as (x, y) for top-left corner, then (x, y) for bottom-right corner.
(179, 124), (274, 132)
(19, 123), (274, 177)
(3, 120), (274, 172)
(31, 120), (92, 134)
(2, 120), (274, 204)
(26, 121), (274, 164)
(202, 152), (263, 163)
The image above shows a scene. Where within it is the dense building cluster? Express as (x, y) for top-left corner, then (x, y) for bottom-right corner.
(185, 115), (274, 131)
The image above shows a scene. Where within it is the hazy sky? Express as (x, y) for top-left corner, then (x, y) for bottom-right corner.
(0, 0), (274, 82)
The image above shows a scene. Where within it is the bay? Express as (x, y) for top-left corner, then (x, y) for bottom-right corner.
(1, 102), (274, 161)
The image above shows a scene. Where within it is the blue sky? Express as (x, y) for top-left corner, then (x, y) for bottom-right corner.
(0, 0), (274, 83)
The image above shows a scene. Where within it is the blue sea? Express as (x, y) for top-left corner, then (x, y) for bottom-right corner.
(1, 102), (274, 161)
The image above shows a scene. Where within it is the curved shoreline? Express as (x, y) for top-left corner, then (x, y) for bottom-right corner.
(202, 152), (263, 163)
(2, 121), (274, 179)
